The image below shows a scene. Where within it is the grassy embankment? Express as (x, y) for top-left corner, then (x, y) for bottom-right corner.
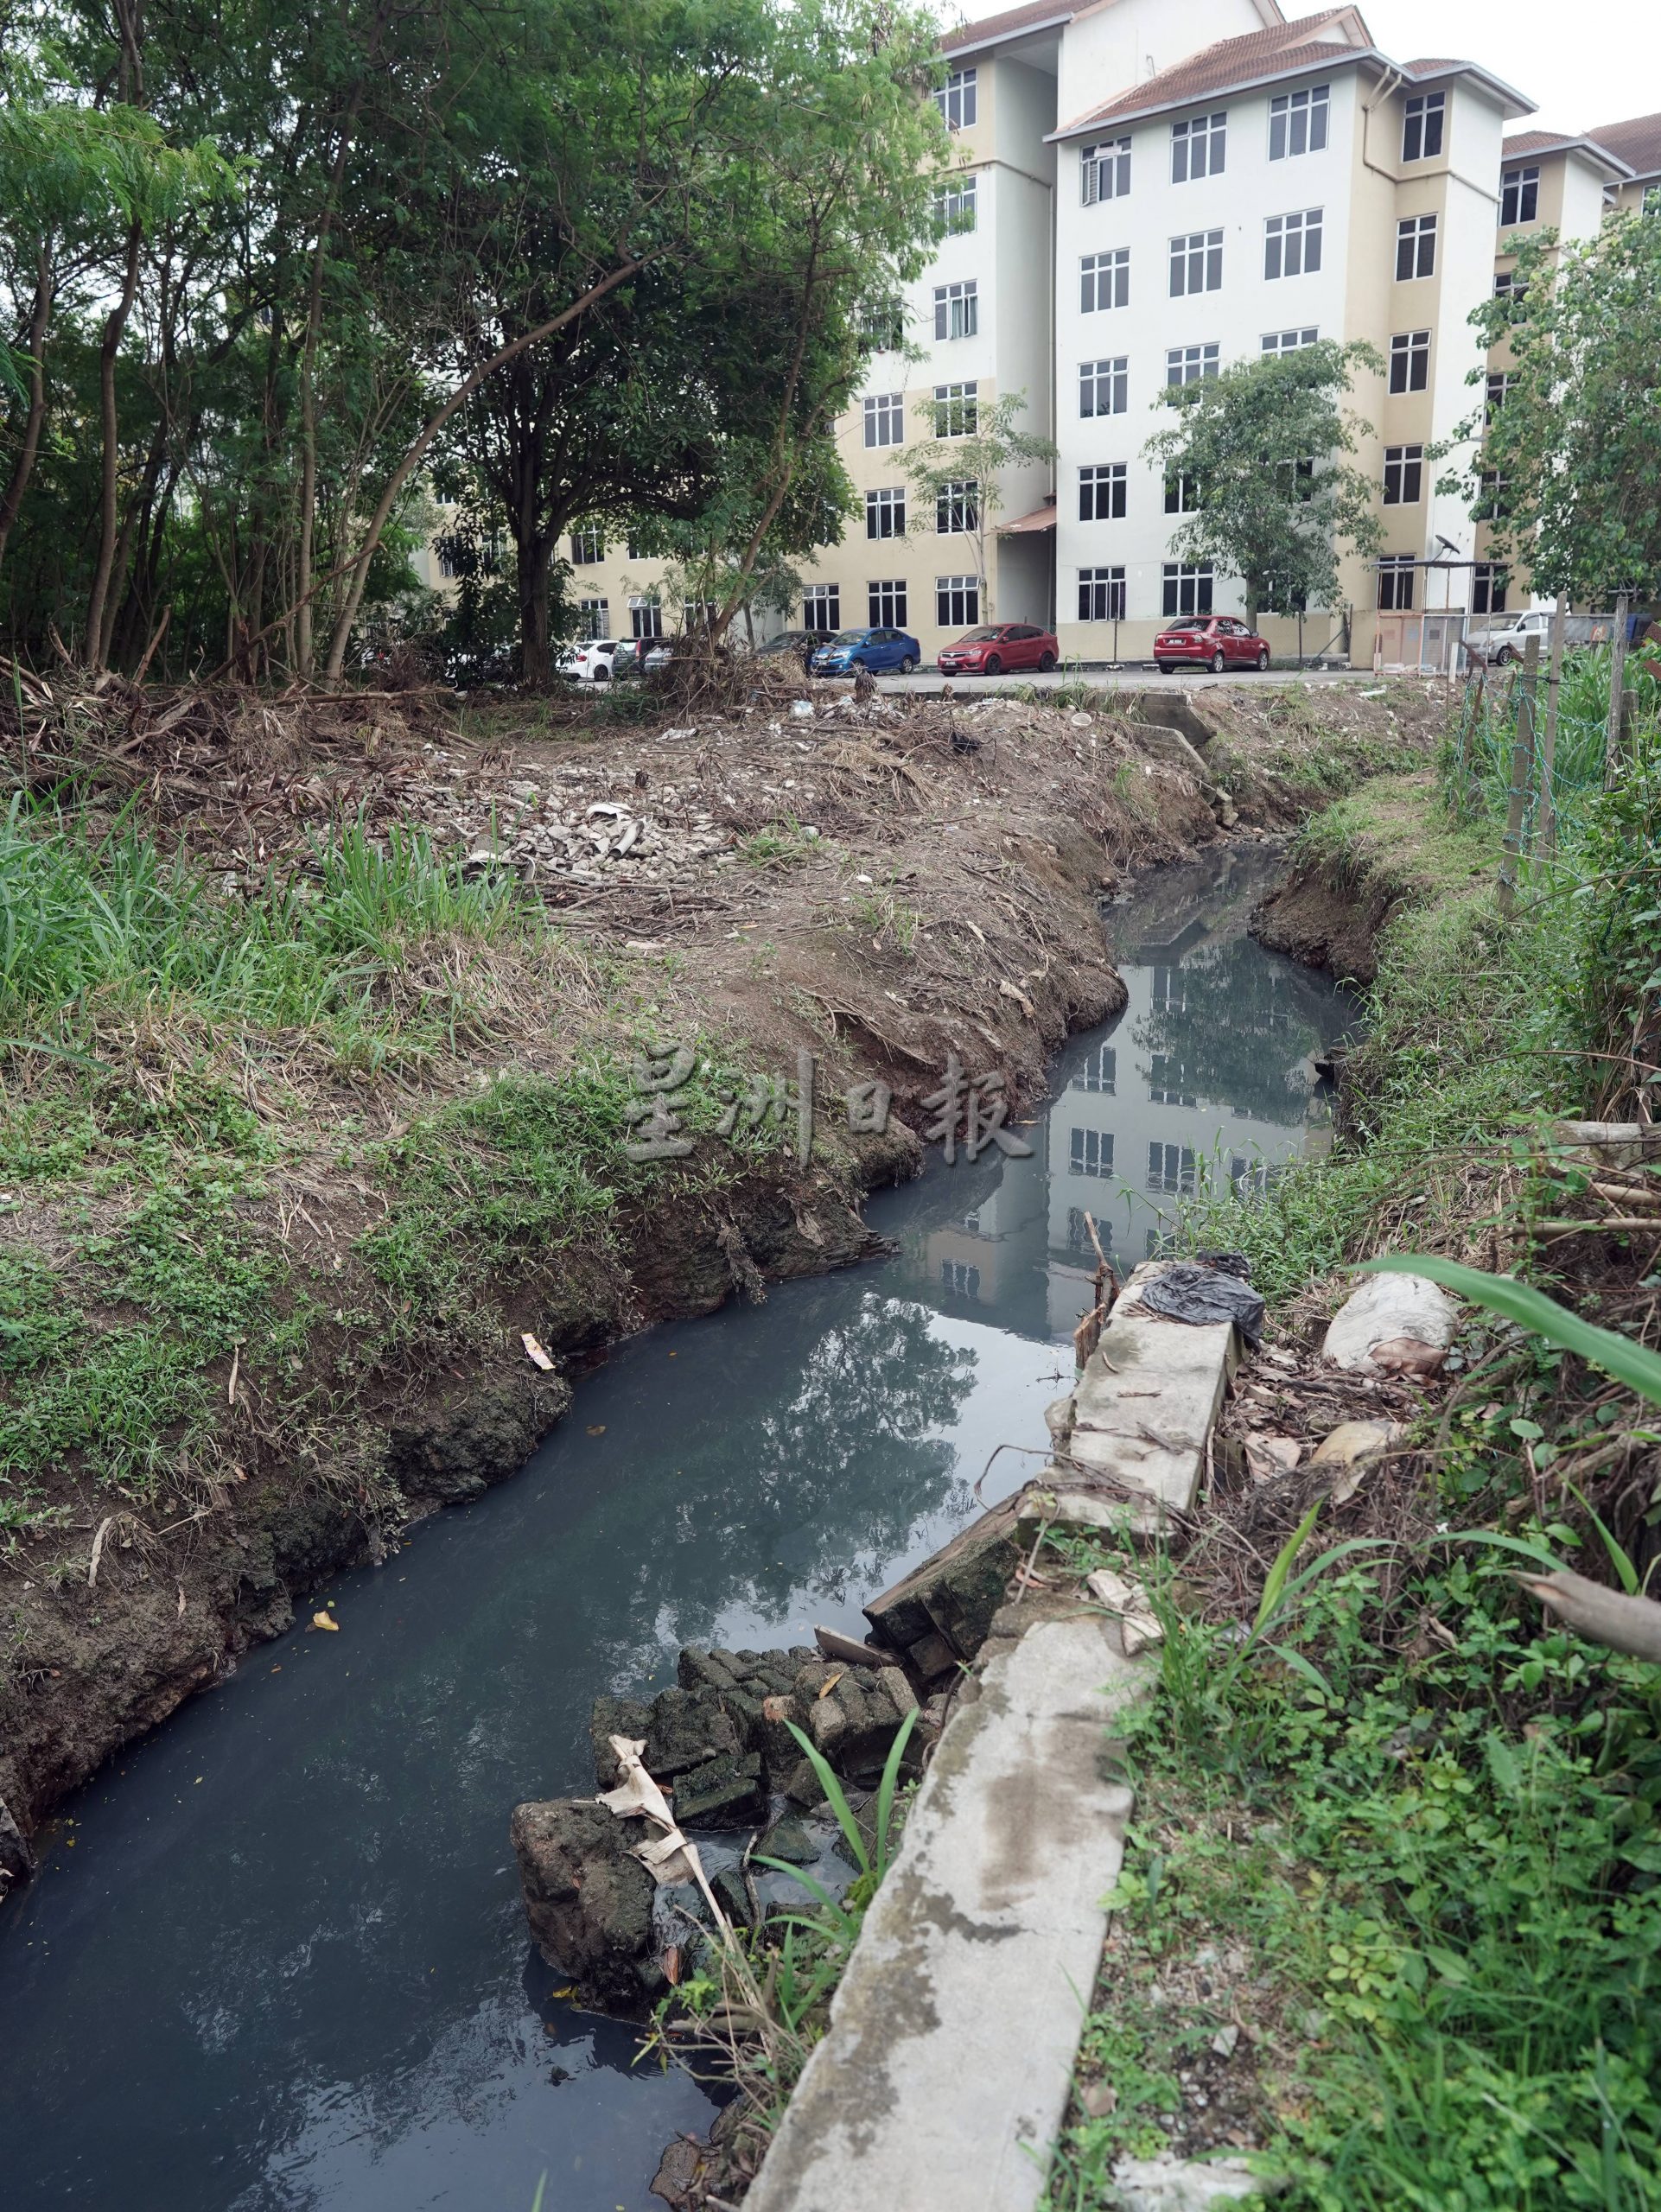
(0, 800), (803, 1554)
(1045, 658), (1661, 2211)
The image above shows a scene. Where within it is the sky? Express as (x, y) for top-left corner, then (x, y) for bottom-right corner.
(950, 0), (1661, 139)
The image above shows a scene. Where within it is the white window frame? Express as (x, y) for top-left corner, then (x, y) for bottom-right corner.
(1171, 111), (1226, 182)
(1395, 213), (1437, 280)
(1161, 563), (1214, 618)
(1079, 463), (1126, 521)
(1072, 1046), (1117, 1094)
(1383, 443), (1423, 505)
(1377, 555), (1415, 611)
(1079, 356), (1128, 417)
(933, 278), (978, 340)
(570, 524), (603, 564)
(1147, 1141), (1196, 1194)
(865, 486), (906, 540)
(1499, 165), (1539, 227)
(936, 574), (980, 627)
(1081, 136), (1131, 203)
(1264, 207), (1322, 279)
(934, 175), (977, 233)
(1472, 563), (1508, 616)
(1165, 342), (1219, 387)
(868, 578), (907, 629)
(628, 595), (662, 639)
(802, 582), (840, 631)
(576, 597), (610, 640)
(1402, 91), (1444, 162)
(1389, 328), (1429, 392)
(1069, 1127), (1113, 1177)
(1164, 471), (1201, 514)
(1269, 85), (1329, 160)
(1080, 248), (1130, 313)
(933, 379), (978, 435)
(1169, 228), (1223, 296)
(1486, 372), (1511, 421)
(936, 479), (978, 533)
(1262, 327), (1319, 354)
(863, 391), (904, 447)
(935, 67), (977, 131)
(1078, 566), (1126, 621)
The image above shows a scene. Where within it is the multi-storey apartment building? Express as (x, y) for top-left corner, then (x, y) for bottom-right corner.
(418, 6), (1661, 673)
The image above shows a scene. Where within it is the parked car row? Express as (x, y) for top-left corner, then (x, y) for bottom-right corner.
(557, 615), (1281, 682)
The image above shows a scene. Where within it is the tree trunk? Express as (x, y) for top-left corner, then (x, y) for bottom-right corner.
(296, 102), (363, 677)
(320, 254), (651, 683)
(0, 247), (52, 578)
(84, 219), (143, 671)
(519, 532), (557, 684)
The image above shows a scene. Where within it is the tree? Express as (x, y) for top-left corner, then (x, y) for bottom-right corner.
(1142, 340), (1382, 632)
(901, 388), (1054, 622)
(1448, 214), (1661, 777)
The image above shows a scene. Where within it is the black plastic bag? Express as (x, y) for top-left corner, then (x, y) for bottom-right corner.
(1136, 1261), (1264, 1347)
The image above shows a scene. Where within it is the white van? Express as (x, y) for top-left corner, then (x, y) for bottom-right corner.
(1474, 609), (1626, 664)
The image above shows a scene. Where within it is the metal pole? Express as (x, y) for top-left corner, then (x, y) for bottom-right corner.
(1605, 589), (1631, 790)
(1540, 591), (1567, 856)
(1498, 631), (1540, 920)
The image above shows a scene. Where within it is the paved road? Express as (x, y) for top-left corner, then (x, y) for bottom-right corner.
(873, 664), (1380, 699)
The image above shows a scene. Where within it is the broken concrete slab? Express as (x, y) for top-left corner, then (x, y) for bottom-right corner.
(744, 1613), (1143, 2212)
(1036, 1262), (1242, 1536)
(509, 1797), (661, 2013)
(863, 1491), (1025, 1661)
(1110, 2153), (1289, 2209)
(669, 1749), (767, 1828)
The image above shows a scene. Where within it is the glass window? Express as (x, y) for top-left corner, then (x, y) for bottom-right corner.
(1264, 207), (1322, 279)
(1147, 1141), (1196, 1194)
(1080, 249), (1130, 313)
(1166, 342), (1219, 387)
(570, 525), (602, 564)
(1164, 472), (1200, 514)
(1072, 1046), (1117, 1093)
(865, 486), (906, 539)
(1270, 85), (1329, 160)
(1149, 1056), (1196, 1108)
(1395, 213), (1437, 280)
(1161, 563), (1213, 617)
(1171, 112), (1226, 182)
(1262, 327), (1319, 353)
(934, 175), (977, 233)
(1079, 357), (1128, 416)
(1383, 444), (1423, 504)
(576, 598), (609, 639)
(1079, 463), (1126, 521)
(1389, 329), (1429, 392)
(802, 583), (839, 631)
(936, 479), (978, 533)
(868, 579), (907, 628)
(935, 67), (977, 131)
(1377, 556), (1415, 610)
(1402, 91), (1444, 162)
(933, 279), (978, 340)
(1472, 563), (1508, 615)
(863, 391), (903, 447)
(1499, 166), (1539, 227)
(1078, 566), (1125, 621)
(1486, 372), (1511, 421)
(1081, 137), (1131, 204)
(1169, 228), (1223, 296)
(628, 596), (662, 639)
(936, 575), (980, 627)
(933, 380), (978, 435)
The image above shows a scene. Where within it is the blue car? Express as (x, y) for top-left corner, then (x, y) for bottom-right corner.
(809, 626), (921, 676)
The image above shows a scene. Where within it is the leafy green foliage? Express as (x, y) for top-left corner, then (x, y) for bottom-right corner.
(1142, 340), (1384, 626)
(901, 389), (1057, 622)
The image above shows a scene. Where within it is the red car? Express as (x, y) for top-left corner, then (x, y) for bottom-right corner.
(937, 622), (1059, 676)
(1154, 615), (1271, 674)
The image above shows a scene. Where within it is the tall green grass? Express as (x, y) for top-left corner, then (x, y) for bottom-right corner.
(0, 798), (536, 1039)
(1442, 645), (1661, 847)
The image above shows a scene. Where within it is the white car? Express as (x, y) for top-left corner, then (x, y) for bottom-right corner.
(559, 639), (620, 681)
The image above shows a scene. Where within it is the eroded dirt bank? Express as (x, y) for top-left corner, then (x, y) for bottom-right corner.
(0, 674), (1440, 1876)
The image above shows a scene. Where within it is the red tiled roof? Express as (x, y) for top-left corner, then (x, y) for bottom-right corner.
(940, 0), (1082, 54)
(1504, 129), (1581, 156)
(1401, 58), (1462, 74)
(1055, 11), (1368, 135)
(1587, 109), (1661, 179)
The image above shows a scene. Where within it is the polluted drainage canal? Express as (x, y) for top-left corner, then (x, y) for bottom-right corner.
(0, 845), (1353, 2212)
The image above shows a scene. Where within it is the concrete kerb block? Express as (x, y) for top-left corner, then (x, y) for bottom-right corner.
(743, 1615), (1147, 2212)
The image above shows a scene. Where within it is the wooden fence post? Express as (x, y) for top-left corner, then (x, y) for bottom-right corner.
(1498, 631), (1541, 920)
(1539, 593), (1567, 857)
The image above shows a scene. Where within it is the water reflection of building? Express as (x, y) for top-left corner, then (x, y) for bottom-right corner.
(907, 852), (1352, 1343)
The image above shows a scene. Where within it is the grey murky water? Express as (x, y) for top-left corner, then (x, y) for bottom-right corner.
(0, 846), (1352, 2211)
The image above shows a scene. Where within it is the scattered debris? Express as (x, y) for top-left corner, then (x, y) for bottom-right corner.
(1323, 1273), (1455, 1374)
(1086, 1567), (1164, 1656)
(309, 1611), (339, 1632)
(521, 1331), (555, 1370)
